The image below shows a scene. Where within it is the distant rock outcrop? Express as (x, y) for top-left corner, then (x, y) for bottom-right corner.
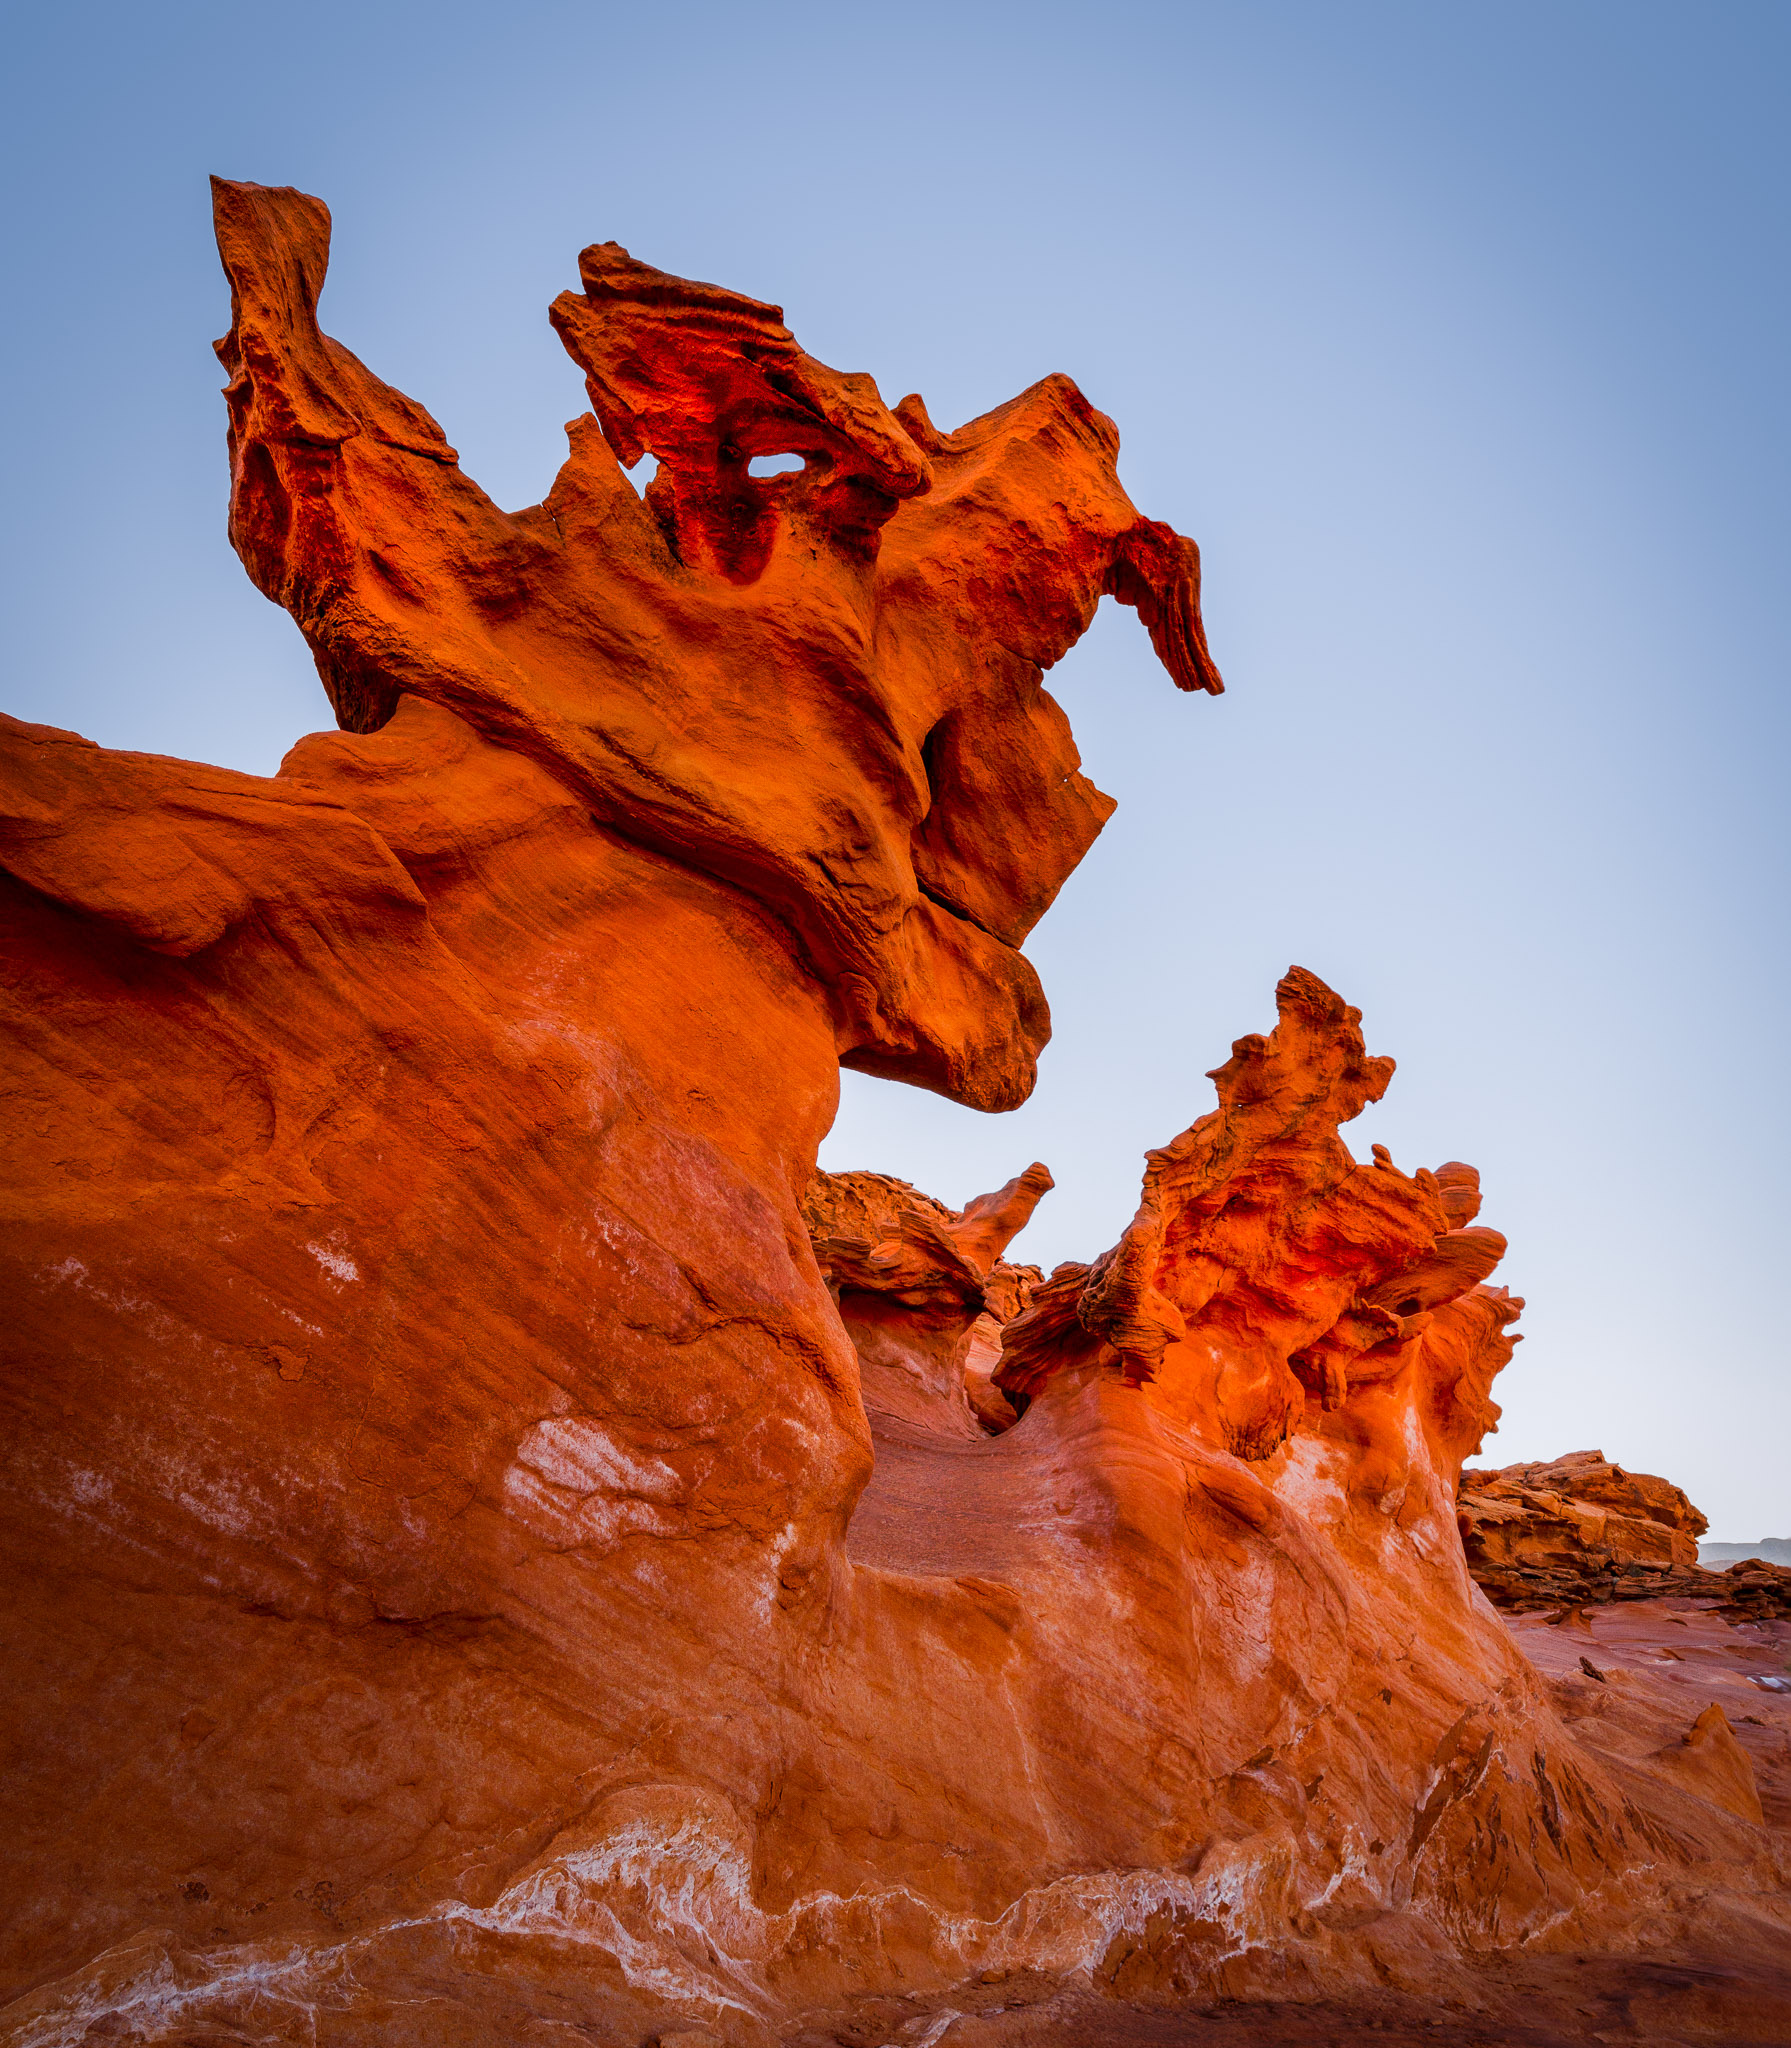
(1704, 1537), (1791, 1567)
(1458, 1449), (1708, 1604)
(1460, 1451), (1791, 1619)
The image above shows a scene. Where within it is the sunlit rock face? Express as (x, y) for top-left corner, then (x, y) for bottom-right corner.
(2, 183), (1788, 2048)
(1459, 1451), (1710, 1607)
(1459, 1452), (1791, 1623)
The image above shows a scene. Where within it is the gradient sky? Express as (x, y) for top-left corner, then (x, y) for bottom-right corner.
(4, 2), (1786, 1535)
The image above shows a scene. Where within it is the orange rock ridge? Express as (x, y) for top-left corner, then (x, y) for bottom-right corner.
(2, 181), (1788, 2046)
(1459, 1450), (1791, 1621)
(1459, 1450), (1709, 1604)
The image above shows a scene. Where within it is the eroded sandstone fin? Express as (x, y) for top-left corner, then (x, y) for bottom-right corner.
(203, 179), (1224, 1112)
(992, 966), (1514, 1484)
(804, 1166), (1050, 1437)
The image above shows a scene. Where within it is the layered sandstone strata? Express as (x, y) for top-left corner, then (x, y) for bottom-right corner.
(1459, 1452), (1791, 1620)
(1458, 1450), (1710, 1606)
(2, 182), (1788, 2047)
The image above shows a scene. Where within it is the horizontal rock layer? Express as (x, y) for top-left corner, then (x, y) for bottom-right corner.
(1460, 1451), (1791, 1619)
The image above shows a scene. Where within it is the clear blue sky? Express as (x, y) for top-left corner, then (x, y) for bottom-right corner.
(4, 2), (1786, 1535)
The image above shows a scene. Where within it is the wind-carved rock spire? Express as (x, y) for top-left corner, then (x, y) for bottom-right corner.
(995, 967), (1523, 1491)
(209, 176), (1220, 1111)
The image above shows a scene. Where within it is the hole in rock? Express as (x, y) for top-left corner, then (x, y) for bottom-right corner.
(919, 719), (948, 813)
(747, 451), (807, 478)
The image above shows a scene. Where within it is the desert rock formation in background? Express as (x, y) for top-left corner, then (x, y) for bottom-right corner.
(1703, 1537), (1791, 1568)
(1459, 1451), (1791, 1623)
(1459, 1451), (1710, 1605)
(3, 182), (1789, 2047)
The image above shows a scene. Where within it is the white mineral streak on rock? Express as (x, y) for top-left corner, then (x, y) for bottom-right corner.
(502, 1416), (684, 1552)
(2, 1794), (1318, 2048)
(304, 1241), (359, 1285)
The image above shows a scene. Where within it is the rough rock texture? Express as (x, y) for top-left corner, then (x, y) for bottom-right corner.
(1459, 1453), (1791, 1621)
(801, 1167), (1047, 1439)
(2, 181), (1789, 2046)
(1459, 1451), (1710, 1605)
(989, 980), (1522, 1493)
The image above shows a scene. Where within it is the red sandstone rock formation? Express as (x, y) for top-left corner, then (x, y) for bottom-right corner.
(2, 182), (1788, 2046)
(1458, 1451), (1710, 1607)
(992, 973), (1522, 1503)
(802, 1166), (1048, 1439)
(1459, 1450), (1791, 1622)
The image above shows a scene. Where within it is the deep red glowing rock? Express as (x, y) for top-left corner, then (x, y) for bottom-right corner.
(1, 182), (1787, 2047)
